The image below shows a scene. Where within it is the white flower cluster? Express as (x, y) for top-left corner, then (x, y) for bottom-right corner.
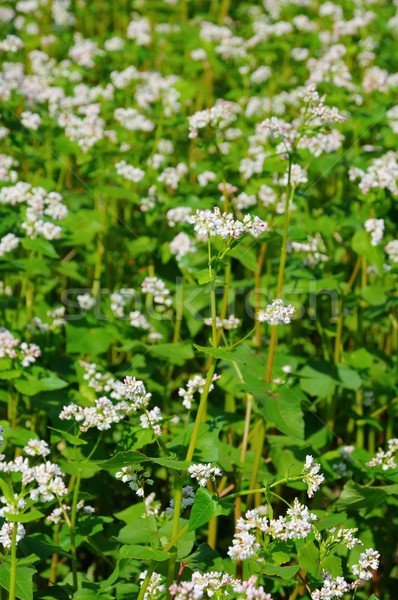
(0, 328), (41, 366)
(114, 107), (154, 132)
(157, 163), (187, 190)
(0, 454), (68, 503)
(77, 293), (96, 310)
(166, 207), (192, 227)
(28, 307), (66, 332)
(21, 111), (41, 130)
(166, 485), (195, 515)
(0, 523), (25, 549)
(385, 239), (398, 263)
(0, 182), (67, 240)
(364, 218), (384, 246)
(170, 572), (273, 599)
(188, 99), (240, 139)
(203, 314), (241, 330)
(311, 573), (353, 600)
(169, 571), (236, 599)
(178, 373), (219, 410)
(257, 299), (295, 325)
(327, 527), (362, 550)
(352, 548), (380, 580)
(349, 151), (398, 196)
(142, 277), (172, 307)
(115, 465), (153, 498)
(0, 154), (18, 182)
(110, 288), (136, 318)
(288, 235), (328, 266)
(115, 160), (145, 183)
(169, 232), (196, 261)
(0, 34), (24, 52)
(190, 207), (268, 240)
(0, 233), (19, 257)
(188, 463), (223, 487)
(47, 500), (95, 524)
(302, 455), (325, 498)
(139, 571), (165, 599)
(366, 438), (398, 470)
(228, 499), (317, 560)
(60, 374), (160, 433)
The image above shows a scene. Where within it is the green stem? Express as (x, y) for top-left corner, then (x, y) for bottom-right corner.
(70, 470), (82, 591)
(9, 523), (18, 600)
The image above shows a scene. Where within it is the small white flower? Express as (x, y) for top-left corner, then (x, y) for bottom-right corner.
(257, 299), (295, 325)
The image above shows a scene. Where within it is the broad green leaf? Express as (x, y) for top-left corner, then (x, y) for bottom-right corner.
(188, 488), (234, 532)
(66, 325), (114, 356)
(361, 286), (387, 306)
(298, 541), (320, 577)
(21, 237), (59, 258)
(0, 563), (36, 600)
(183, 544), (219, 571)
(48, 427), (87, 446)
(149, 342), (194, 365)
(4, 509), (44, 523)
(263, 564), (299, 579)
(14, 374), (68, 396)
(118, 545), (168, 561)
(116, 516), (158, 545)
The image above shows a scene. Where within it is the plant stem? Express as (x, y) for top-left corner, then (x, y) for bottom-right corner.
(9, 523), (18, 600)
(70, 469), (82, 591)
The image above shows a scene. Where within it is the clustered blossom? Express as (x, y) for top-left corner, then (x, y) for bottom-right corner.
(178, 373), (219, 410)
(115, 465), (153, 498)
(0, 328), (41, 367)
(188, 463), (223, 487)
(115, 160), (145, 183)
(141, 277), (172, 308)
(302, 455), (325, 498)
(0, 182), (67, 240)
(349, 151), (398, 196)
(366, 438), (398, 470)
(0, 523), (25, 548)
(352, 548), (380, 580)
(166, 486), (195, 515)
(288, 235), (328, 266)
(204, 314), (241, 330)
(188, 99), (240, 139)
(139, 571), (165, 599)
(312, 573), (353, 600)
(385, 239), (398, 263)
(170, 572), (273, 599)
(60, 373), (161, 434)
(257, 299), (295, 325)
(228, 499), (317, 560)
(169, 232), (196, 261)
(190, 207), (268, 240)
(0, 232), (19, 257)
(364, 218), (384, 246)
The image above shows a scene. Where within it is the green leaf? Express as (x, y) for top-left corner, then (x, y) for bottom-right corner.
(66, 325), (114, 356)
(256, 385), (305, 440)
(263, 564), (299, 579)
(149, 342), (194, 366)
(183, 543), (219, 571)
(351, 230), (383, 272)
(298, 541), (320, 577)
(0, 563), (36, 600)
(19, 533), (72, 560)
(188, 488), (234, 532)
(118, 545), (168, 561)
(97, 451), (190, 472)
(48, 427), (87, 446)
(333, 481), (398, 512)
(361, 286), (387, 306)
(4, 509), (44, 523)
(116, 517), (158, 545)
(20, 237), (59, 258)
(14, 374), (68, 396)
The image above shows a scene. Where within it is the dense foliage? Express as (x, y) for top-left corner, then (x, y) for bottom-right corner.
(0, 0), (397, 598)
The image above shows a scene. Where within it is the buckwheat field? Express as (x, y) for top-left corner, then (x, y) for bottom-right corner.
(0, 0), (397, 598)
